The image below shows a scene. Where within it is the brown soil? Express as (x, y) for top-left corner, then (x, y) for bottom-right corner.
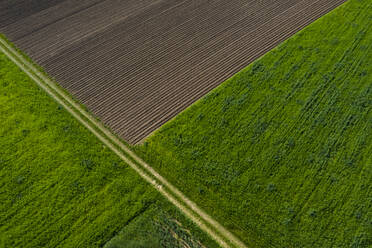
(0, 0), (347, 144)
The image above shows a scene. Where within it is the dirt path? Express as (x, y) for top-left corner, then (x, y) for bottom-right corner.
(0, 37), (247, 248)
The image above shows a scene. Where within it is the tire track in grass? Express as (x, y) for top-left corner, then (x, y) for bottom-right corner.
(0, 37), (248, 248)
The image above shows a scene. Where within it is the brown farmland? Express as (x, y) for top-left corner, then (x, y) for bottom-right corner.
(0, 0), (346, 144)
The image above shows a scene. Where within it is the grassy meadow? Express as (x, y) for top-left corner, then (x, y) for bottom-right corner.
(136, 0), (372, 247)
(0, 52), (216, 248)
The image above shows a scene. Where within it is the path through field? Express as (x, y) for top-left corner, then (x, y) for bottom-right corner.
(0, 37), (247, 248)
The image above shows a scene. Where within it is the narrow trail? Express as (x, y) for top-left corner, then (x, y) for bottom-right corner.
(0, 37), (248, 248)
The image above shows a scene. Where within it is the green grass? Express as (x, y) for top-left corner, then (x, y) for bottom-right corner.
(0, 52), (217, 248)
(135, 0), (372, 247)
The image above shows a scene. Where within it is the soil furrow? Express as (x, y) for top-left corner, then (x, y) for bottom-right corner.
(0, 0), (347, 143)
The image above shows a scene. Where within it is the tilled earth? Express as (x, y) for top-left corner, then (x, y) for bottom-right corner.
(0, 0), (346, 144)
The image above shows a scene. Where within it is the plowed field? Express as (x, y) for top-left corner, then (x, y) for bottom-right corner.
(0, 0), (346, 144)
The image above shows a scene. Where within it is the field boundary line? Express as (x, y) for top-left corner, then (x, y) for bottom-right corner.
(0, 37), (248, 248)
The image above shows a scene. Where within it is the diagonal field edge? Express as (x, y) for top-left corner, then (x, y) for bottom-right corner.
(0, 37), (248, 248)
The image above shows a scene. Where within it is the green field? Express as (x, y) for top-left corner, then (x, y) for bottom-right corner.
(135, 0), (372, 247)
(0, 52), (217, 248)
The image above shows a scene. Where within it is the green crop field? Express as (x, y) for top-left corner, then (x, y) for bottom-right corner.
(0, 52), (217, 248)
(135, 0), (372, 247)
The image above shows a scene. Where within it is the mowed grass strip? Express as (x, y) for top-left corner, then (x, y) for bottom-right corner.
(0, 52), (217, 248)
(135, 0), (372, 247)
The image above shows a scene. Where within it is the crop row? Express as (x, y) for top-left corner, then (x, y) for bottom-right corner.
(0, 0), (346, 143)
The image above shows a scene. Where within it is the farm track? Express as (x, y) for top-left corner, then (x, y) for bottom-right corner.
(0, 0), (346, 144)
(0, 38), (248, 248)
